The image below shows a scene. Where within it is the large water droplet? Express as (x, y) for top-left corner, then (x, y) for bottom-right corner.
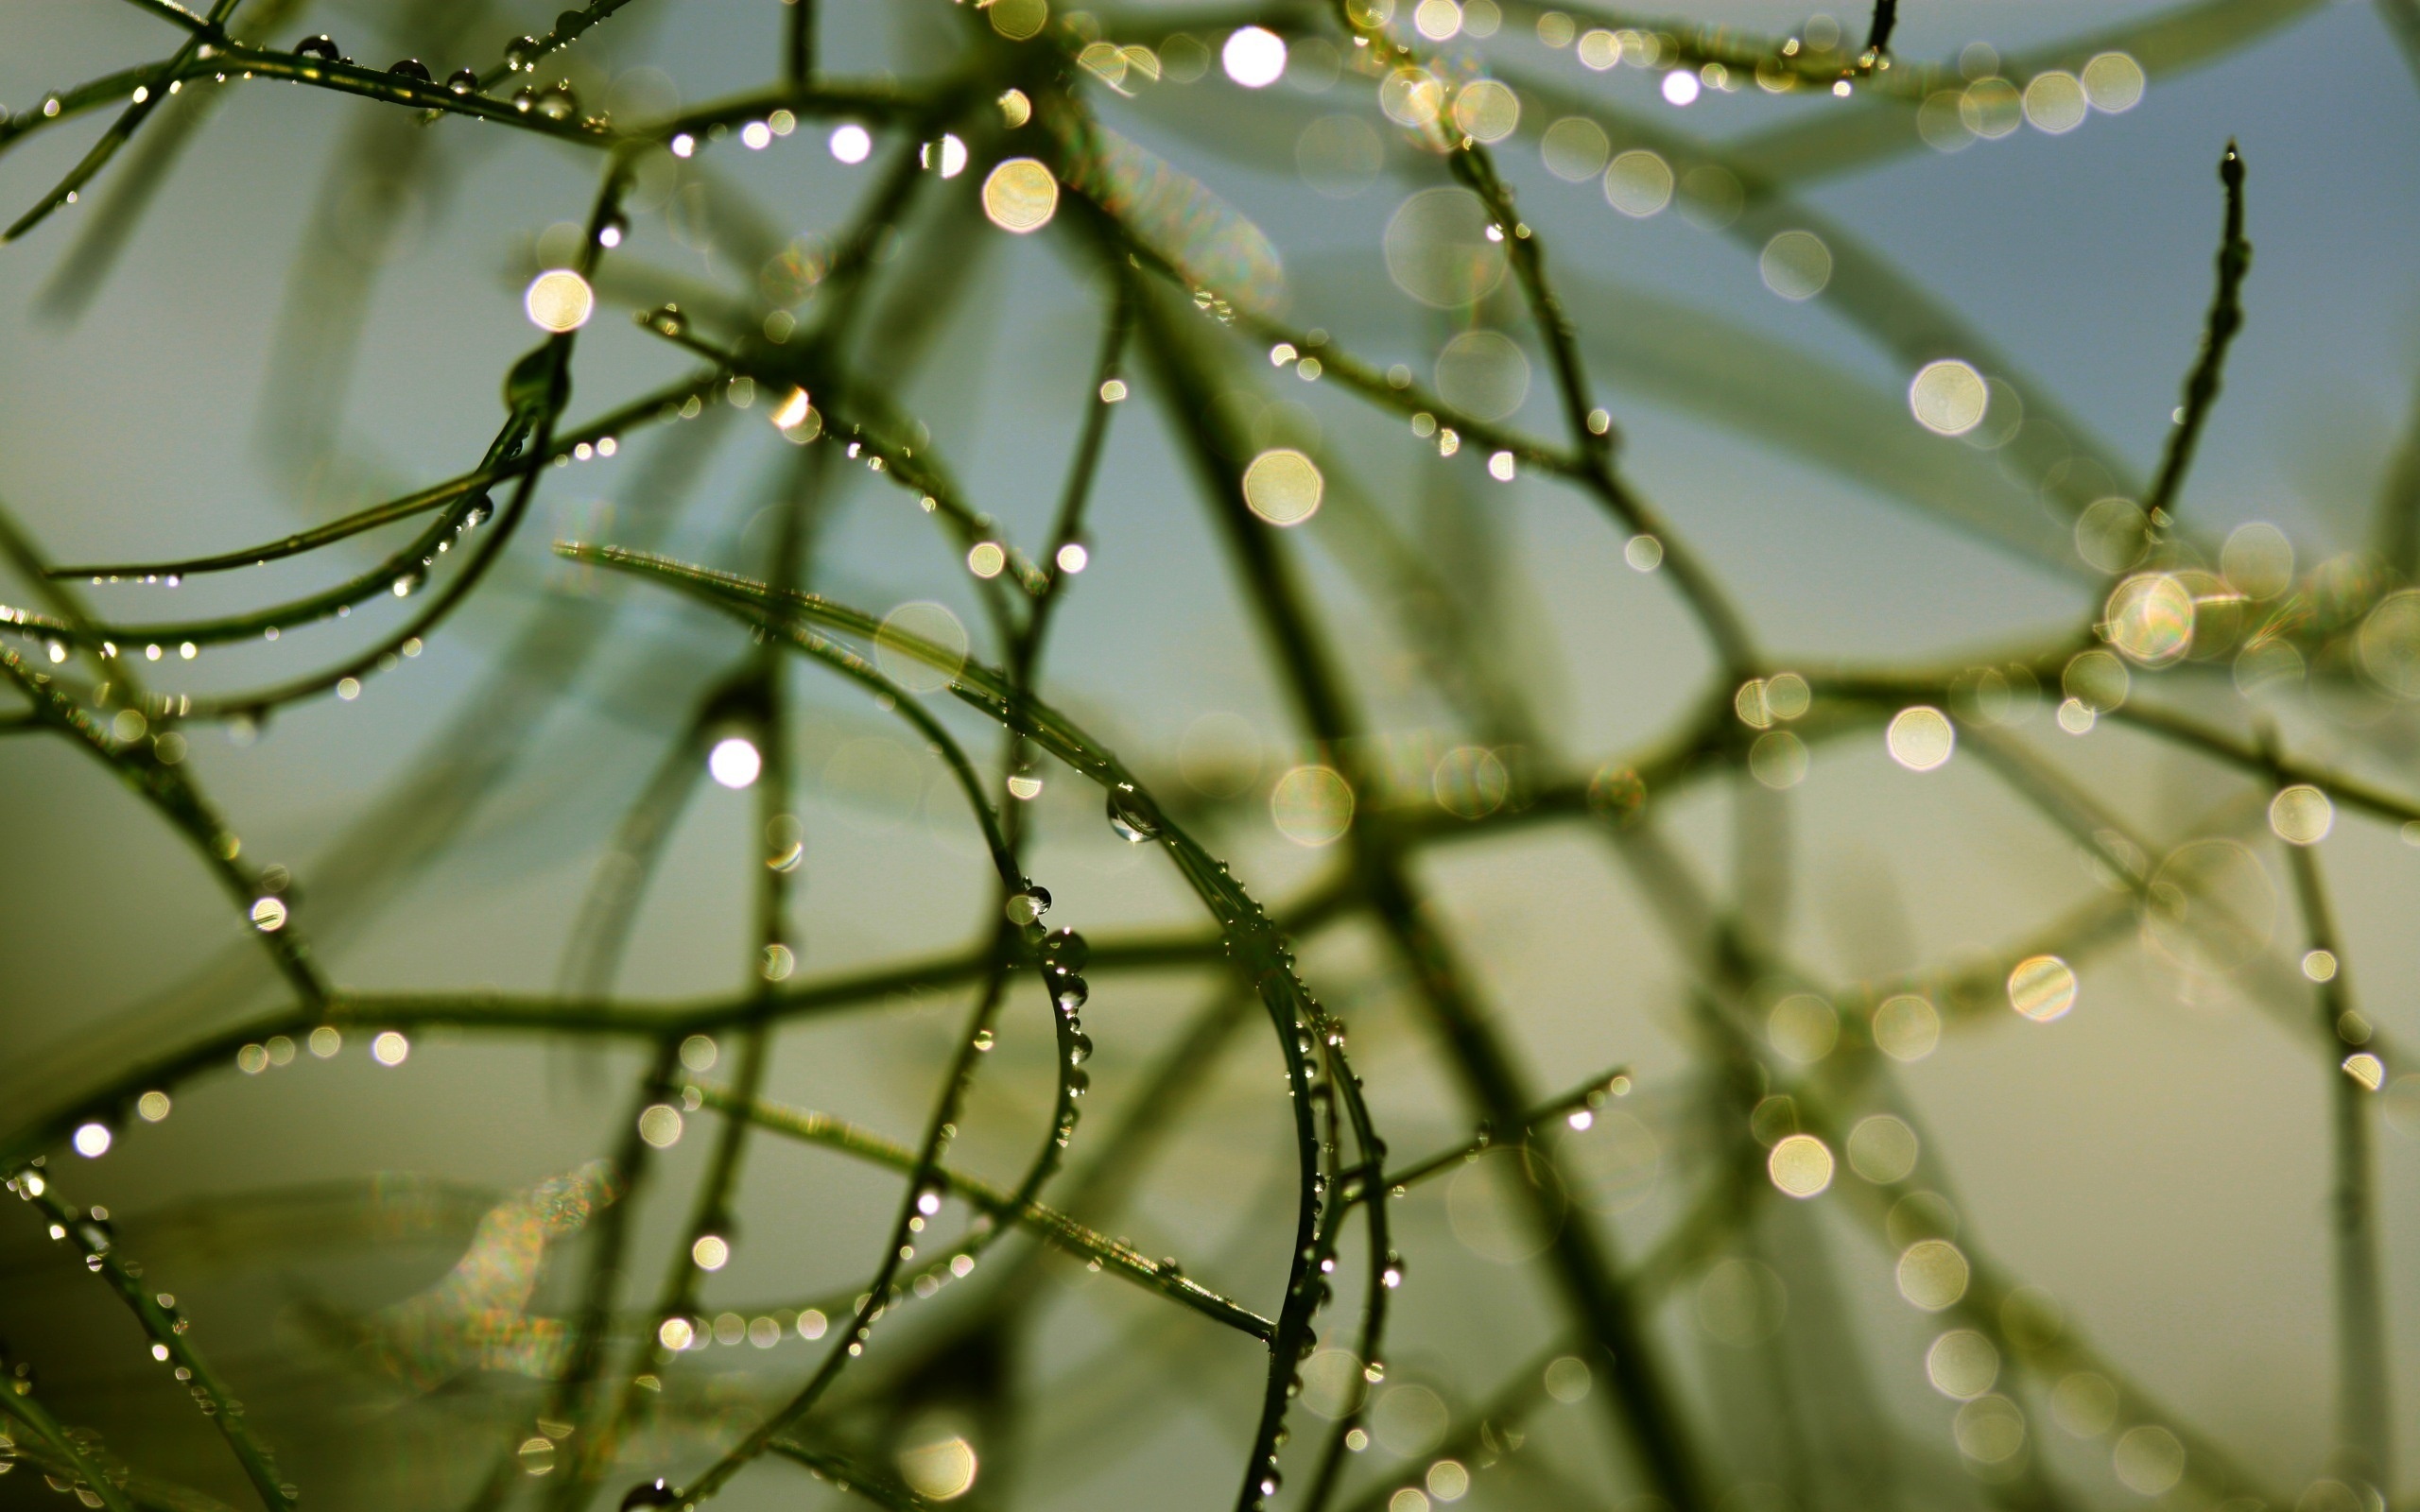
(446, 67), (478, 94)
(389, 58), (432, 83)
(537, 82), (579, 120)
(1041, 928), (1088, 971)
(1105, 782), (1162, 842)
(619, 1481), (678, 1512)
(1055, 976), (1089, 1013)
(294, 33), (339, 60)
(504, 34), (543, 70)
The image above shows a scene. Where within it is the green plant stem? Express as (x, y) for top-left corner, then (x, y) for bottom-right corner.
(2142, 144), (2251, 524)
(13, 1180), (292, 1509)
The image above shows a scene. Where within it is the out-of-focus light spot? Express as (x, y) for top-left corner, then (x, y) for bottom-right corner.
(930, 133), (968, 178)
(2269, 784), (2333, 845)
(987, 0), (1046, 40)
(899, 1435), (978, 1500)
(692, 1234), (730, 1270)
(760, 943), (794, 981)
(1390, 1490), (1430, 1512)
(1759, 230), (1832, 300)
(1541, 116), (1609, 180)
(1768, 994), (1838, 1063)
(658, 1316), (695, 1350)
(2007, 955), (2077, 1022)
(1223, 26), (1287, 87)
(1451, 78), (1518, 142)
(1624, 534), (1663, 572)
(1603, 149), (1672, 216)
(1897, 1239), (1970, 1310)
(1244, 448), (1323, 524)
(1385, 187), (1508, 305)
(251, 896), (288, 932)
(137, 1091), (171, 1122)
(997, 89), (1031, 127)
(1873, 994), (1941, 1061)
(710, 736), (762, 790)
(1056, 542), (1089, 573)
(2303, 949), (2338, 982)
(1960, 77), (2021, 137)
(1848, 1114), (1919, 1183)
(1956, 1396), (2028, 1463)
(2105, 574), (2195, 665)
(1928, 1330), (2000, 1399)
(2112, 1426), (2186, 1495)
(874, 601), (971, 692)
(2344, 1053), (2386, 1091)
(741, 120), (770, 149)
(524, 269), (593, 332)
(1910, 360), (1988, 435)
(1271, 765), (1354, 846)
(2220, 522), (2294, 598)
(372, 1030), (410, 1066)
(73, 1123), (112, 1158)
(1749, 730), (1807, 789)
(966, 541), (1007, 578)
(1887, 706), (1955, 770)
(1661, 69), (1699, 105)
(1414, 0), (1462, 41)
(638, 1105), (683, 1147)
(2022, 71), (2087, 132)
(830, 123), (872, 163)
(1487, 450), (1517, 482)
(680, 1034), (717, 1071)
(1098, 378), (1128, 403)
(1577, 28), (1620, 69)
(1768, 1133), (1833, 1197)
(1544, 1355), (1592, 1401)
(2081, 52), (2145, 112)
(1426, 1460), (1470, 1502)
(670, 133), (695, 158)
(981, 158), (1058, 232)
(2052, 1371), (2120, 1437)
(797, 1307), (828, 1338)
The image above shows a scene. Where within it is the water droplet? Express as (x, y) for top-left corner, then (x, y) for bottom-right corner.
(1004, 885), (1051, 925)
(1055, 975), (1089, 1012)
(1105, 782), (1162, 842)
(1066, 1070), (1090, 1098)
(538, 82), (579, 120)
(972, 1029), (995, 1052)
(1041, 928), (1089, 971)
(462, 492), (493, 527)
(392, 573), (422, 598)
(446, 67), (478, 94)
(618, 1480), (678, 1511)
(294, 34), (339, 60)
(388, 59), (432, 83)
(511, 87), (535, 112)
(504, 35), (543, 70)
(1069, 1032), (1093, 1063)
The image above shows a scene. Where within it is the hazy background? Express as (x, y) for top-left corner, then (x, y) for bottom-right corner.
(3, 0), (2419, 1507)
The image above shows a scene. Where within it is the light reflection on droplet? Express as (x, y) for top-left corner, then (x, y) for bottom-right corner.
(1768, 1133), (1833, 1197)
(981, 158), (1059, 232)
(1271, 765), (1354, 846)
(1887, 706), (1955, 771)
(1910, 360), (1988, 435)
(1243, 448), (1323, 524)
(2007, 954), (2078, 1022)
(2269, 784), (2333, 846)
(525, 269), (594, 332)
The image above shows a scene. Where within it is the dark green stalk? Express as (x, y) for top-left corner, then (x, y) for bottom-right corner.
(2142, 145), (2251, 525)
